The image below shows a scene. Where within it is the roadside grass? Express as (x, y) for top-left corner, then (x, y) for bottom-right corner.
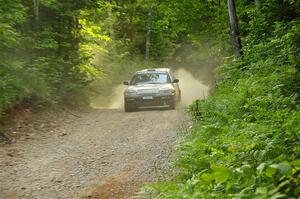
(144, 21), (300, 198)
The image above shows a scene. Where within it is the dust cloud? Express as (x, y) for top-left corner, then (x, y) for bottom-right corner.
(91, 68), (212, 109)
(106, 84), (126, 109)
(175, 68), (210, 106)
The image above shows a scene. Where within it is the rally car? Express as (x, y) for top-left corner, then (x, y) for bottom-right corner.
(123, 68), (181, 112)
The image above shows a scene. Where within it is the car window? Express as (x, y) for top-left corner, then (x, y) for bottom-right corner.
(130, 73), (171, 85)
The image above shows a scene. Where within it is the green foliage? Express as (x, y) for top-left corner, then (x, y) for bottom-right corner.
(0, 0), (112, 114)
(149, 0), (230, 63)
(0, 0), (26, 48)
(111, 0), (229, 64)
(0, 0), (230, 115)
(1, 0), (299, 197)
(147, 0), (300, 198)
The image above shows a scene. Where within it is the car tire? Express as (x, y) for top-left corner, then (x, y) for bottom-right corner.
(169, 101), (176, 110)
(124, 103), (136, 112)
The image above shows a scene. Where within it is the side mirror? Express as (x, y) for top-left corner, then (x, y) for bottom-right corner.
(123, 81), (129, 85)
(173, 79), (179, 83)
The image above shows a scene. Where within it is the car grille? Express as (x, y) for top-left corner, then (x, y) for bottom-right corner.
(137, 89), (157, 95)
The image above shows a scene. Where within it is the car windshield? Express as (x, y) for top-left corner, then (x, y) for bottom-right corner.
(130, 73), (171, 85)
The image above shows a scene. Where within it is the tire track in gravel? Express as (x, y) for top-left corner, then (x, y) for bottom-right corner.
(0, 108), (187, 199)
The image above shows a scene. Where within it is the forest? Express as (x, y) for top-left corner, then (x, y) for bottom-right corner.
(1, 0), (299, 198)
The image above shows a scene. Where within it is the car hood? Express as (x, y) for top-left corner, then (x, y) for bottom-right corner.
(125, 83), (174, 94)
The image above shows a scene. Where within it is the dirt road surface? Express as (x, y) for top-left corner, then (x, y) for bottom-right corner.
(0, 108), (187, 199)
(0, 68), (212, 199)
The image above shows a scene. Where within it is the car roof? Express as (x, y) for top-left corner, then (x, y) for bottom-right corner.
(135, 68), (171, 74)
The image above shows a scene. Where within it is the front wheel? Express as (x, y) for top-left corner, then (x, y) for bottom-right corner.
(124, 103), (136, 112)
(169, 100), (176, 110)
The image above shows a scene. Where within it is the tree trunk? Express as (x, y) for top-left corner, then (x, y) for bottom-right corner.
(33, 0), (40, 30)
(107, 0), (115, 39)
(107, 0), (116, 54)
(227, 0), (242, 57)
(254, 0), (260, 8)
(145, 0), (152, 61)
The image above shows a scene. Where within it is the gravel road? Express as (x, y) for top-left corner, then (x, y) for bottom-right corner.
(0, 68), (212, 199)
(0, 107), (186, 199)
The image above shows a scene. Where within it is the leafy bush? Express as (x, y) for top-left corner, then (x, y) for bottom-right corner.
(0, 1), (111, 115)
(148, 4), (300, 199)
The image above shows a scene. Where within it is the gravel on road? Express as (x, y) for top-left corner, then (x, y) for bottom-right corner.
(0, 107), (187, 199)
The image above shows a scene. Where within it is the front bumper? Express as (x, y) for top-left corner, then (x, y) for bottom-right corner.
(124, 95), (175, 107)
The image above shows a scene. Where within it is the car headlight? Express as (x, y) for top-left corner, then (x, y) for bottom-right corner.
(159, 89), (175, 95)
(125, 90), (138, 97)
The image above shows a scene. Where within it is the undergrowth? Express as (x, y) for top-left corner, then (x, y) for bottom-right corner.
(145, 18), (300, 199)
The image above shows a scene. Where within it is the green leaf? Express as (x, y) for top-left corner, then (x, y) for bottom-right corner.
(257, 163), (266, 173)
(201, 173), (214, 182)
(270, 193), (286, 199)
(255, 187), (268, 195)
(211, 165), (233, 183)
(290, 159), (300, 167)
(265, 167), (277, 177)
(269, 162), (292, 176)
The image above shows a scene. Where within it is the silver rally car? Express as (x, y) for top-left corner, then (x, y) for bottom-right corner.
(123, 68), (181, 112)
